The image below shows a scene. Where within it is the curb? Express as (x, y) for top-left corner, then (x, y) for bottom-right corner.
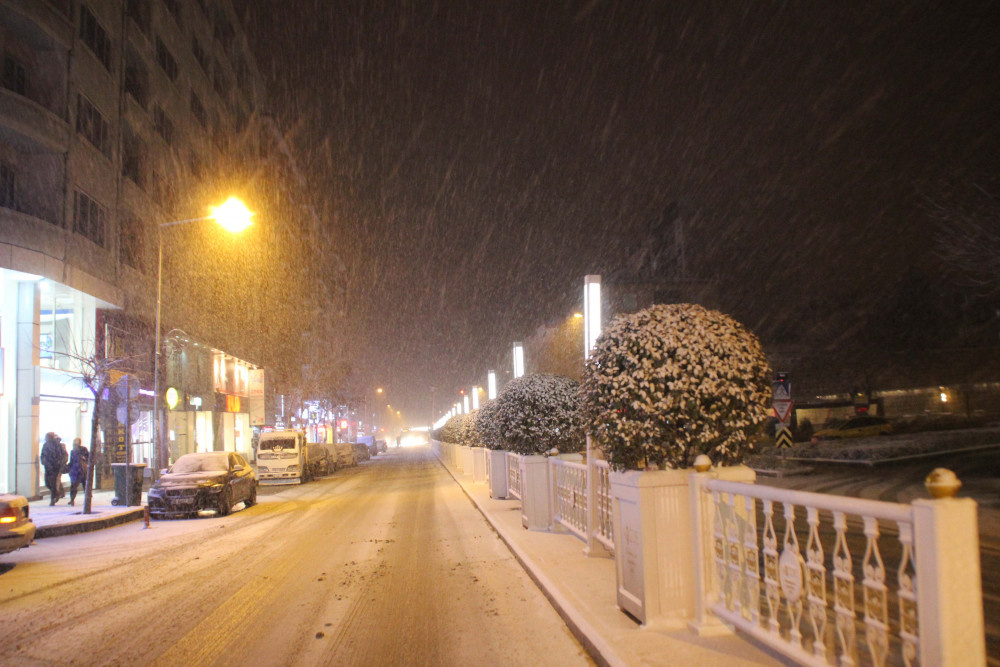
(434, 451), (624, 667)
(34, 507), (145, 538)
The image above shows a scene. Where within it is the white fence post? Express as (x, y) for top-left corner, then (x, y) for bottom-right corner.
(913, 471), (986, 666)
(585, 434), (610, 557)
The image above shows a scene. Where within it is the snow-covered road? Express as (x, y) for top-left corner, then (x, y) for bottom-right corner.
(0, 447), (591, 665)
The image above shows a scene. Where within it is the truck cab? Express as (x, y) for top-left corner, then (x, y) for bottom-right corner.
(256, 431), (308, 484)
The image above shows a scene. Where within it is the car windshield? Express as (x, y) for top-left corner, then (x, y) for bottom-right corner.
(259, 436), (298, 451)
(171, 453), (229, 473)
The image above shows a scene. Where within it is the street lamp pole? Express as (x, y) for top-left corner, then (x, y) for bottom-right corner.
(582, 274), (607, 557)
(151, 198), (253, 476)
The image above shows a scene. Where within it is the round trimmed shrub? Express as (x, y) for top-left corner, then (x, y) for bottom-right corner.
(474, 399), (503, 450)
(581, 303), (771, 470)
(493, 373), (585, 455)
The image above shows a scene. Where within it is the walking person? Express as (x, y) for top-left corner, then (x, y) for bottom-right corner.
(40, 432), (68, 505)
(67, 438), (89, 506)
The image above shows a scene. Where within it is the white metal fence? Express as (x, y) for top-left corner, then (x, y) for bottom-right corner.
(695, 476), (980, 666)
(550, 458), (588, 540)
(592, 460), (614, 552)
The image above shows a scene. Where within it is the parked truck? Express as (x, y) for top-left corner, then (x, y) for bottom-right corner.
(257, 431), (333, 485)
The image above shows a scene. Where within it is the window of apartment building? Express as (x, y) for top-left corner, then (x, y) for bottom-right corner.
(162, 0), (183, 30)
(155, 37), (178, 82)
(189, 151), (202, 179)
(44, 0), (72, 18)
(150, 168), (176, 210)
(213, 10), (234, 51)
(3, 55), (27, 96)
(213, 65), (230, 100)
(191, 37), (210, 75)
(121, 125), (146, 189)
(126, 0), (150, 36)
(76, 94), (111, 157)
(236, 59), (251, 90)
(79, 5), (113, 71)
(73, 190), (107, 247)
(119, 214), (146, 271)
(153, 104), (174, 145)
(124, 48), (149, 109)
(190, 91), (206, 127)
(0, 162), (16, 210)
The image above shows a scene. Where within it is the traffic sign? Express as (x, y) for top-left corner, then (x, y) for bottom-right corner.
(774, 399), (794, 424)
(776, 427), (793, 449)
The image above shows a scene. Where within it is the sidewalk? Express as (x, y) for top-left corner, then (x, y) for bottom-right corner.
(436, 453), (789, 667)
(28, 488), (145, 538)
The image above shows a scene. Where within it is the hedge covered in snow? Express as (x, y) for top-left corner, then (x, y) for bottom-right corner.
(438, 411), (479, 446)
(581, 303), (771, 470)
(474, 399), (503, 450)
(492, 373), (585, 455)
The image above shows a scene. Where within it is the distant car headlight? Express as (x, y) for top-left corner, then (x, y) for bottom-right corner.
(148, 488), (163, 498)
(257, 466), (269, 472)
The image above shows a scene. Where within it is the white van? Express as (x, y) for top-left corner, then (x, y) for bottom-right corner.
(256, 431), (308, 485)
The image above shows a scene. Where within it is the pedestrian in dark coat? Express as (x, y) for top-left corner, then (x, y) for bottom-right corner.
(40, 432), (68, 505)
(68, 438), (89, 506)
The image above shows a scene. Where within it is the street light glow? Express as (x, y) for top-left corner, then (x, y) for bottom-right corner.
(472, 386), (480, 410)
(487, 370), (497, 400)
(584, 274), (602, 359)
(210, 197), (254, 233)
(513, 342), (525, 378)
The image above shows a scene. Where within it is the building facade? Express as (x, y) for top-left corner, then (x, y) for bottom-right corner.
(0, 0), (327, 496)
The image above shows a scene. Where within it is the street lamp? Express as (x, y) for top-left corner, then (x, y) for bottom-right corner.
(153, 197), (253, 474)
(512, 342), (525, 378)
(582, 274), (605, 557)
(584, 274), (601, 359)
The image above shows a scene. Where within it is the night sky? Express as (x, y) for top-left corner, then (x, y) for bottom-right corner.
(234, 1), (1000, 423)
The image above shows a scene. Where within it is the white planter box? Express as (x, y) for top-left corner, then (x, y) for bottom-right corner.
(610, 465), (755, 628)
(472, 447), (487, 483)
(461, 446), (474, 475)
(520, 454), (552, 530)
(489, 450), (509, 498)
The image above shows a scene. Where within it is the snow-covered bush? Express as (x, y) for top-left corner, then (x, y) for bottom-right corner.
(458, 409), (482, 447)
(581, 303), (771, 470)
(493, 373), (585, 455)
(474, 399), (503, 450)
(439, 411), (480, 447)
(438, 413), (463, 444)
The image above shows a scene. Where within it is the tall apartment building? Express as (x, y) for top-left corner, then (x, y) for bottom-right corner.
(0, 0), (335, 496)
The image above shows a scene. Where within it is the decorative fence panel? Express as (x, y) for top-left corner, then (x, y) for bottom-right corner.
(507, 453), (522, 500)
(697, 477), (983, 666)
(550, 458), (588, 541)
(593, 460), (614, 553)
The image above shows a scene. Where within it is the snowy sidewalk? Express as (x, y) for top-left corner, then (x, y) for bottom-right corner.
(437, 454), (788, 667)
(28, 488), (145, 538)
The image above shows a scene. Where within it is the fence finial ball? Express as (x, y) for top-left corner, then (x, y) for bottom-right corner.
(693, 454), (712, 473)
(925, 468), (962, 499)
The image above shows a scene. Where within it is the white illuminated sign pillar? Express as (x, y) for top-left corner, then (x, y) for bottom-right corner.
(583, 274), (607, 557)
(487, 370), (497, 400)
(512, 342), (525, 378)
(584, 274), (602, 359)
(463, 395), (470, 413)
(471, 386), (480, 410)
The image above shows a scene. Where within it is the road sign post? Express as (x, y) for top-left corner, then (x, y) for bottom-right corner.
(772, 373), (793, 451)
